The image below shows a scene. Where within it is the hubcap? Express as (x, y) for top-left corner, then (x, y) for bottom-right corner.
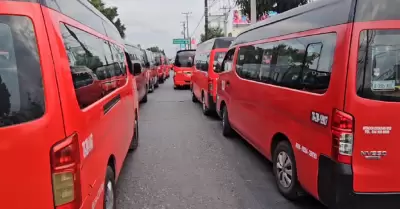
(276, 151), (293, 188)
(105, 181), (114, 209)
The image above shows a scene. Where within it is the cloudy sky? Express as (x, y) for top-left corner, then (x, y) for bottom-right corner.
(105, 0), (207, 57)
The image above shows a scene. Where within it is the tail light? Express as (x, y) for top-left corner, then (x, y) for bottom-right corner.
(208, 79), (213, 91)
(331, 109), (354, 164)
(51, 133), (81, 209)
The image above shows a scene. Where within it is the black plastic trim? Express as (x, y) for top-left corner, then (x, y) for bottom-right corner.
(103, 94), (120, 114)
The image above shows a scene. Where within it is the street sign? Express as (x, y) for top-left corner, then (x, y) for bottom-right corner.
(173, 38), (189, 44)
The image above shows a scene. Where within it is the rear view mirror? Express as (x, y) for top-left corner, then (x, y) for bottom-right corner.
(133, 63), (142, 75)
(214, 63), (222, 72)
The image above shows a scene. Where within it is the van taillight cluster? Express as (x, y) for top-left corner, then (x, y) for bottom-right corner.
(331, 109), (354, 164)
(51, 133), (81, 209)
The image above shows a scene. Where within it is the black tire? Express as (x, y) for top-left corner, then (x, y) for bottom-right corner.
(192, 90), (197, 103)
(141, 90), (148, 103)
(103, 166), (116, 209)
(129, 118), (139, 152)
(148, 82), (154, 93)
(202, 94), (210, 115)
(221, 105), (234, 137)
(272, 141), (303, 200)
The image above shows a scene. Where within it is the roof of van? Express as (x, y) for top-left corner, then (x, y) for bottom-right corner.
(237, 0), (342, 37)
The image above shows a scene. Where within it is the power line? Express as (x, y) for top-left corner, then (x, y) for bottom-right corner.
(189, 0), (221, 38)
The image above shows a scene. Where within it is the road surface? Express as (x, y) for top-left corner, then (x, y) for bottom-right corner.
(116, 77), (325, 209)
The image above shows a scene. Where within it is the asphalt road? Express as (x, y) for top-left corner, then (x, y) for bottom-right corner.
(116, 77), (326, 209)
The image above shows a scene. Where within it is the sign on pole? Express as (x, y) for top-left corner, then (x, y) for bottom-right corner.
(173, 38), (189, 45)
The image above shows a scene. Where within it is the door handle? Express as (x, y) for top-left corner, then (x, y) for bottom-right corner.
(226, 80), (230, 86)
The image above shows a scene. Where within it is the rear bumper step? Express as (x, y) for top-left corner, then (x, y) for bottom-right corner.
(318, 155), (400, 209)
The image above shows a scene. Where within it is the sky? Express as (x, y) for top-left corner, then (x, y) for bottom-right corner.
(105, 0), (206, 57)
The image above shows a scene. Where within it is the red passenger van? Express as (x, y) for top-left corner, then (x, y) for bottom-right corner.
(173, 49), (195, 89)
(216, 0), (400, 208)
(154, 52), (167, 84)
(191, 37), (234, 115)
(126, 43), (149, 103)
(144, 49), (158, 91)
(0, 0), (139, 209)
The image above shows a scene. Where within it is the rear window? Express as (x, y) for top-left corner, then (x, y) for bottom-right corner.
(0, 16), (44, 128)
(175, 50), (195, 67)
(214, 39), (234, 49)
(357, 30), (400, 102)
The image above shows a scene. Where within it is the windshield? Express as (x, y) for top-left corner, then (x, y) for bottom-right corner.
(175, 50), (195, 67)
(213, 52), (226, 66)
(357, 30), (400, 102)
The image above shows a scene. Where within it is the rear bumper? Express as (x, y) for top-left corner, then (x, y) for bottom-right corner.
(318, 155), (400, 209)
(173, 75), (191, 86)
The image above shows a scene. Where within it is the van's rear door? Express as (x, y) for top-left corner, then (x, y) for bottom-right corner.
(0, 1), (65, 208)
(346, 15), (400, 192)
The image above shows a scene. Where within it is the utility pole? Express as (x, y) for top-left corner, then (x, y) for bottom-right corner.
(181, 21), (187, 49)
(182, 12), (192, 49)
(204, 0), (209, 40)
(221, 5), (231, 36)
(250, 0), (256, 24)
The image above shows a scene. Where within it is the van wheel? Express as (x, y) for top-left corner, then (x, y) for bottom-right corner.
(202, 94), (210, 115)
(155, 81), (159, 88)
(103, 167), (116, 209)
(221, 105), (233, 137)
(148, 82), (154, 93)
(141, 86), (148, 103)
(129, 118), (139, 152)
(273, 141), (302, 200)
(192, 90), (197, 103)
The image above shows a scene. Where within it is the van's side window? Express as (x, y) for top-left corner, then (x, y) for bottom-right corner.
(0, 16), (45, 128)
(60, 23), (125, 109)
(236, 45), (262, 81)
(257, 43), (274, 83)
(220, 48), (235, 73)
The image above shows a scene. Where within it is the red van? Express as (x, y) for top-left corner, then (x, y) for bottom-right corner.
(154, 52), (166, 84)
(191, 37), (234, 115)
(216, 0), (400, 208)
(144, 49), (159, 91)
(0, 0), (139, 209)
(173, 49), (195, 89)
(126, 43), (149, 103)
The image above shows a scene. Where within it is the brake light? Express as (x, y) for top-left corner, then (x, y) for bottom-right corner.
(331, 109), (354, 164)
(51, 133), (81, 209)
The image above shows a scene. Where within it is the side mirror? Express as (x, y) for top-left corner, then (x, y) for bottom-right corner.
(133, 63), (142, 75)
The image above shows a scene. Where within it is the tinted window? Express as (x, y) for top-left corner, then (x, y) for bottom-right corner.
(357, 30), (400, 102)
(219, 48), (235, 73)
(175, 50), (195, 67)
(60, 23), (127, 109)
(214, 38), (234, 49)
(236, 45), (263, 81)
(237, 33), (336, 93)
(0, 16), (45, 128)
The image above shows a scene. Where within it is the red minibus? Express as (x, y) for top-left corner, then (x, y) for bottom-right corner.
(144, 49), (158, 91)
(164, 55), (171, 79)
(191, 37), (234, 115)
(126, 43), (149, 103)
(154, 52), (167, 84)
(173, 49), (195, 89)
(216, 0), (400, 208)
(0, 0), (139, 209)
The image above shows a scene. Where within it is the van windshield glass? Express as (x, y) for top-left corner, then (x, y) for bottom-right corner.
(357, 30), (400, 102)
(213, 52), (226, 66)
(175, 51), (195, 67)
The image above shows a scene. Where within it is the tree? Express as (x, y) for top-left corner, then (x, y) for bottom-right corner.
(235, 0), (308, 20)
(200, 27), (224, 42)
(89, 0), (126, 38)
(147, 46), (165, 55)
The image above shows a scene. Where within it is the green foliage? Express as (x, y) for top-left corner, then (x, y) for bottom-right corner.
(200, 27), (224, 42)
(89, 0), (126, 38)
(147, 46), (165, 55)
(235, 0), (308, 19)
